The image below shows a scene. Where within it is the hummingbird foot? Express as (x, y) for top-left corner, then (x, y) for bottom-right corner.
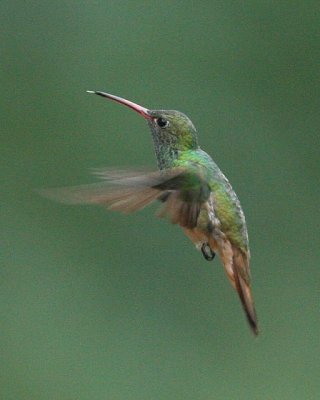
(201, 243), (215, 261)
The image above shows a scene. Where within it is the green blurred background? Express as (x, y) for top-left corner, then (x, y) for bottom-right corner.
(2, 1), (319, 399)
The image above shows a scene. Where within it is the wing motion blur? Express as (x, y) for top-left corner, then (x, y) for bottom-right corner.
(39, 167), (210, 229)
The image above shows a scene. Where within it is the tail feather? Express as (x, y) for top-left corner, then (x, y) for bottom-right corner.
(215, 239), (258, 335)
(232, 246), (259, 335)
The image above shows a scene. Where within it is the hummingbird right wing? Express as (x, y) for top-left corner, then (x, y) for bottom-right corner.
(39, 167), (210, 229)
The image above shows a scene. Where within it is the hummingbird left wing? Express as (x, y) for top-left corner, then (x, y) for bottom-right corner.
(40, 167), (210, 229)
(39, 169), (169, 209)
(152, 169), (211, 228)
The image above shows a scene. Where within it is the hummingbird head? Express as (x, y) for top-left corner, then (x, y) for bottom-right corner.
(87, 91), (199, 168)
(146, 109), (199, 152)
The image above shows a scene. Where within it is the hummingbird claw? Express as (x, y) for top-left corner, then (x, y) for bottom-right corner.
(201, 243), (215, 261)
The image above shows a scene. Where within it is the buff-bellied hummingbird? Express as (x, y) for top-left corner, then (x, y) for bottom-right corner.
(42, 90), (259, 335)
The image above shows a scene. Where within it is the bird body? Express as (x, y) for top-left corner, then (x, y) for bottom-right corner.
(42, 91), (258, 335)
(169, 148), (256, 334)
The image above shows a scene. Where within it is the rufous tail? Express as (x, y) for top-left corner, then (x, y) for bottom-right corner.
(232, 246), (259, 335)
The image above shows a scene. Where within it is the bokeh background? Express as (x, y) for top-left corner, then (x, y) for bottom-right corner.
(2, 1), (319, 399)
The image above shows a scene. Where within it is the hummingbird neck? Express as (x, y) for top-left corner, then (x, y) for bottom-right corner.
(154, 143), (179, 170)
(149, 127), (189, 169)
(148, 120), (199, 170)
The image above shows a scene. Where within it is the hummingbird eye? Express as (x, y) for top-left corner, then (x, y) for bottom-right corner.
(156, 117), (169, 128)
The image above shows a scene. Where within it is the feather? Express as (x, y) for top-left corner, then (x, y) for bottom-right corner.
(231, 246), (258, 335)
(39, 167), (209, 228)
(211, 238), (258, 335)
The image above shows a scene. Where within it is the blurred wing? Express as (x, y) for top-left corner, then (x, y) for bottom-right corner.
(39, 167), (211, 228)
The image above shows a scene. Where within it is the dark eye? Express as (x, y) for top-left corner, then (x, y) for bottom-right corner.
(156, 117), (169, 128)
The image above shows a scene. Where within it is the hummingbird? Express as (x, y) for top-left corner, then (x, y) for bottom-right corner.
(43, 90), (258, 335)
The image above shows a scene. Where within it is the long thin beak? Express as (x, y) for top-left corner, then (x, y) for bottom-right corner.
(87, 90), (152, 119)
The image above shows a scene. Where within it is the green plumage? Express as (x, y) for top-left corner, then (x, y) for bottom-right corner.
(42, 91), (258, 335)
(148, 111), (249, 252)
